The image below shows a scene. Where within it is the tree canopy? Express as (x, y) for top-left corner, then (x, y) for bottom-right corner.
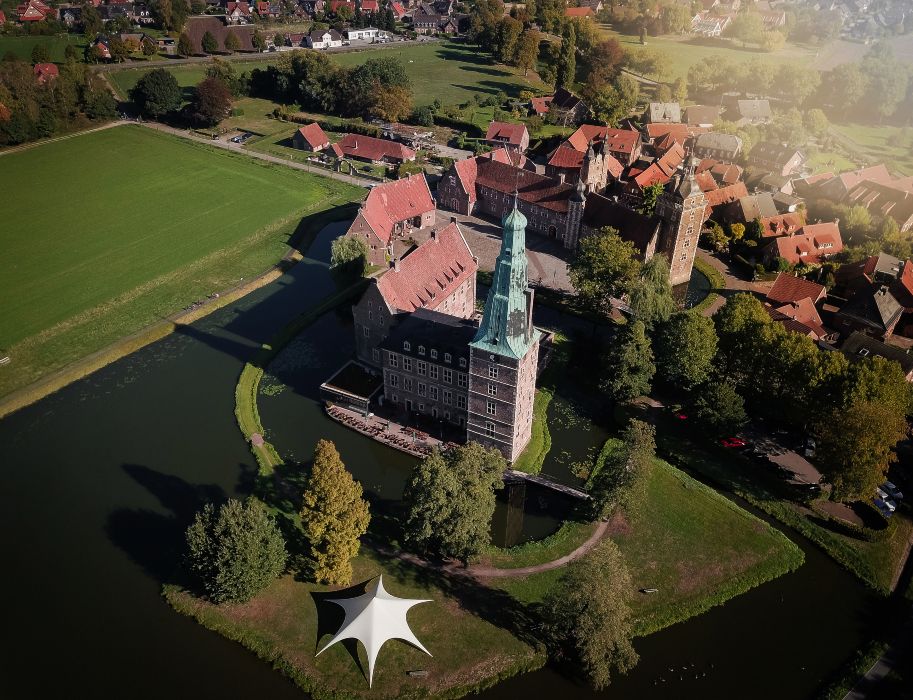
(628, 254), (674, 330)
(569, 227), (641, 317)
(601, 320), (655, 402)
(131, 67), (182, 118)
(655, 312), (718, 390)
(589, 419), (656, 520)
(190, 76), (232, 126)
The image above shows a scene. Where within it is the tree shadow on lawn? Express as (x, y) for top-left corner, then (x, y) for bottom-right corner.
(105, 463), (240, 584)
(435, 47), (501, 67)
(457, 64), (513, 78)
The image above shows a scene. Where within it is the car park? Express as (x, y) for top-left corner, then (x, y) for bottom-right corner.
(873, 498), (894, 517)
(883, 481), (904, 500)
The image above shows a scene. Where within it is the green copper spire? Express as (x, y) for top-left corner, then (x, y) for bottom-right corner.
(471, 200), (540, 359)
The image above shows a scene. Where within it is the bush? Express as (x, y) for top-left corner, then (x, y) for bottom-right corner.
(185, 499), (287, 603)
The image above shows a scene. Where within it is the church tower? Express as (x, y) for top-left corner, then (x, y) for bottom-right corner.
(656, 156), (707, 287)
(467, 200), (541, 463)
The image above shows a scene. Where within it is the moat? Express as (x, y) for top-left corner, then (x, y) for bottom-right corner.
(0, 224), (878, 698)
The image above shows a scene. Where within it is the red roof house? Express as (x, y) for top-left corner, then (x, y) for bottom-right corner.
(564, 6), (594, 17)
(292, 123), (331, 152)
(765, 222), (844, 266)
(361, 0), (379, 11)
(530, 95), (553, 115)
(564, 125), (641, 165)
(758, 212), (805, 238)
(390, 1), (406, 18)
(335, 133), (415, 164)
(766, 273), (826, 306)
(344, 173), (436, 265)
(33, 62), (59, 84)
(485, 121), (529, 152)
(17, 0), (53, 21)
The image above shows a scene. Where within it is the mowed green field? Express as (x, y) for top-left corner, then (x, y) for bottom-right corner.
(0, 124), (362, 396)
(107, 41), (545, 107)
(0, 34), (87, 63)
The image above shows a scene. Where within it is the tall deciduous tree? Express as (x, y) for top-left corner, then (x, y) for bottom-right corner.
(628, 254), (674, 330)
(130, 67), (182, 117)
(300, 440), (371, 585)
(190, 76), (232, 126)
(403, 442), (505, 563)
(224, 31), (241, 53)
(201, 30), (219, 54)
(178, 31), (194, 57)
(589, 419), (655, 520)
(556, 23), (576, 88)
(602, 320), (655, 402)
(185, 498), (287, 603)
(515, 29), (540, 76)
(543, 539), (639, 689)
(330, 235), (369, 277)
(569, 226), (641, 317)
(692, 379), (747, 435)
(655, 312), (718, 390)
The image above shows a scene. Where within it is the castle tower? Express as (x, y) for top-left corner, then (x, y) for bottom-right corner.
(656, 156), (707, 287)
(579, 139), (605, 193)
(564, 178), (586, 249)
(467, 199), (541, 463)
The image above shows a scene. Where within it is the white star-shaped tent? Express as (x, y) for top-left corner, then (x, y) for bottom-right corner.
(316, 575), (432, 687)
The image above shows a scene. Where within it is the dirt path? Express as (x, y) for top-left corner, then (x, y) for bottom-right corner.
(383, 519), (610, 580)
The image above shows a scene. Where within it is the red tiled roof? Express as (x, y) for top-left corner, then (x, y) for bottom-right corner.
(766, 273), (826, 305)
(361, 0), (379, 10)
(377, 222), (476, 313)
(704, 181), (748, 208)
(759, 212), (804, 238)
(481, 146), (530, 169)
(485, 121), (527, 147)
(548, 144), (584, 169)
(695, 171), (718, 192)
(0, 10), (6, 22)
(772, 223), (844, 265)
(530, 95), (553, 114)
(452, 157), (479, 204)
(766, 301), (827, 339)
(632, 162), (672, 188)
(566, 125), (639, 155)
(357, 173), (435, 245)
(329, 0), (356, 12)
(697, 159), (743, 186)
(646, 122), (689, 141)
(892, 261), (913, 310)
(336, 133), (415, 162)
(33, 62), (58, 83)
(837, 163), (893, 190)
(296, 123), (329, 150)
(564, 6), (594, 16)
(390, 1), (406, 17)
(474, 158), (573, 212)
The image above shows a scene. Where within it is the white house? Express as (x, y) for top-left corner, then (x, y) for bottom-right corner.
(346, 27), (383, 41)
(307, 29), (344, 49)
(691, 12), (732, 37)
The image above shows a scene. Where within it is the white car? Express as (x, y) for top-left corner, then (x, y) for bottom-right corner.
(883, 481), (904, 500)
(876, 487), (890, 500)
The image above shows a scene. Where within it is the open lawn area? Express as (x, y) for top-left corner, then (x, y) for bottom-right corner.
(106, 41), (546, 108)
(494, 458), (803, 636)
(164, 547), (544, 699)
(0, 34), (87, 62)
(830, 122), (913, 176)
(0, 124), (363, 399)
(806, 148), (858, 175)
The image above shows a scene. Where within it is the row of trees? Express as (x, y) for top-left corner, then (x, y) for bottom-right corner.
(0, 54), (117, 146)
(249, 51), (414, 122)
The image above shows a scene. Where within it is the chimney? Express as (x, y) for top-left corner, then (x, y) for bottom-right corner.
(393, 257), (400, 272)
(431, 228), (438, 241)
(450, 216), (457, 224)
(557, 173), (565, 184)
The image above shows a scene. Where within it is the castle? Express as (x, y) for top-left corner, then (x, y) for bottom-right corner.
(350, 202), (540, 462)
(438, 151), (707, 287)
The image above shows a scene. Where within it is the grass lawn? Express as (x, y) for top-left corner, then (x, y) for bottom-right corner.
(830, 122), (913, 176)
(807, 149), (858, 175)
(494, 458), (803, 636)
(164, 547), (544, 699)
(107, 41), (546, 108)
(601, 27), (815, 81)
(0, 34), (87, 63)
(0, 124), (363, 398)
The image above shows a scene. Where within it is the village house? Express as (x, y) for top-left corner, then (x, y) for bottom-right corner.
(548, 87), (589, 127)
(564, 5), (594, 17)
(307, 29), (344, 49)
(557, 124), (642, 167)
(484, 121), (529, 153)
(749, 141), (806, 177)
(226, 1), (253, 23)
(692, 132), (743, 162)
(727, 98), (772, 125)
(763, 222), (844, 267)
(344, 173), (436, 266)
(684, 105), (721, 128)
(346, 27), (384, 41)
(697, 159), (743, 186)
(691, 11), (732, 36)
(16, 0), (55, 22)
(764, 273), (831, 340)
(334, 133), (416, 164)
(646, 102), (682, 124)
(841, 332), (913, 381)
(844, 180), (913, 233)
(292, 123), (331, 152)
(33, 62), (58, 85)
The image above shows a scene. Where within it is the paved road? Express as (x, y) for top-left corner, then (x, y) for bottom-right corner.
(696, 248), (772, 315)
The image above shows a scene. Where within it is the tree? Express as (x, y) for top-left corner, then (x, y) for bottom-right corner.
(515, 29), (539, 76)
(81, 4), (103, 37)
(815, 401), (908, 502)
(692, 379), (747, 435)
(300, 440), (371, 585)
(330, 235), (369, 277)
(760, 30), (785, 52)
(543, 539), (638, 690)
(655, 312), (718, 390)
(569, 227), (641, 317)
(336, 3), (354, 21)
(130, 68), (182, 118)
(638, 181), (664, 217)
(108, 37), (130, 63)
(64, 44), (80, 63)
(185, 499), (287, 603)
(493, 16), (522, 64)
(601, 320), (655, 402)
(702, 221), (729, 251)
(589, 419), (655, 520)
(556, 23), (576, 88)
(368, 84), (413, 121)
(727, 12), (764, 47)
(224, 31), (241, 54)
(628, 254), (674, 330)
(201, 30), (219, 55)
(142, 37), (158, 56)
(252, 30), (267, 52)
(31, 44), (50, 65)
(586, 39), (624, 85)
(190, 76), (232, 126)
(178, 31), (194, 57)
(403, 442), (505, 564)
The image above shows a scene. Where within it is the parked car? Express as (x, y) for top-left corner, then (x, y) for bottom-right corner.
(883, 481), (904, 500)
(873, 498), (894, 518)
(720, 437), (747, 448)
(673, 412), (688, 421)
(876, 487), (890, 501)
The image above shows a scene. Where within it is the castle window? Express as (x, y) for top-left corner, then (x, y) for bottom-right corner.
(444, 390), (452, 405)
(445, 411), (451, 420)
(488, 365), (498, 379)
(390, 374), (399, 387)
(418, 383), (426, 397)
(418, 403), (424, 413)
(363, 326), (370, 338)
(403, 341), (411, 351)
(393, 394), (398, 403)
(430, 386), (438, 400)
(488, 384), (497, 396)
(457, 395), (467, 409)
(418, 345), (425, 356)
(485, 421), (495, 437)
(430, 349), (438, 360)
(444, 353), (452, 363)
(389, 354), (398, 368)
(372, 349), (380, 362)
(443, 368), (453, 383)
(457, 373), (468, 388)
(404, 378), (413, 391)
(403, 357), (413, 372)
(487, 400), (496, 415)
(417, 361), (426, 375)
(368, 310), (372, 320)
(459, 358), (467, 368)
(429, 365), (439, 380)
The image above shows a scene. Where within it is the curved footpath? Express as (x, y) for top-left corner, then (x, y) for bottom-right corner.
(379, 519), (610, 580)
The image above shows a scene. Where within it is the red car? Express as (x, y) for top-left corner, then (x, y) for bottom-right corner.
(720, 437), (746, 448)
(674, 413), (688, 421)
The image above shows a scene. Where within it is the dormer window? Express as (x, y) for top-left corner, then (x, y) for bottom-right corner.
(418, 345), (426, 356)
(459, 358), (467, 368)
(444, 353), (452, 363)
(403, 341), (411, 351)
(430, 349), (438, 360)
